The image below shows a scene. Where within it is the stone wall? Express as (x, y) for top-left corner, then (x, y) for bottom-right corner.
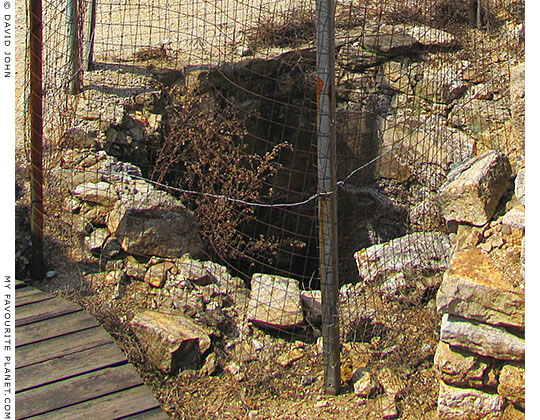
(435, 151), (525, 420)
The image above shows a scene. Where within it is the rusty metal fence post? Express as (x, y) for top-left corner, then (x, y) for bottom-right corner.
(29, 0), (44, 280)
(316, 0), (341, 395)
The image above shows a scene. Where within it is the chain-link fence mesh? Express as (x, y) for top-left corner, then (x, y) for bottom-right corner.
(18, 0), (524, 417)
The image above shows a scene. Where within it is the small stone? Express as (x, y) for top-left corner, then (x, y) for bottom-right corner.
(353, 370), (378, 397)
(378, 394), (399, 419)
(501, 225), (512, 235)
(277, 348), (304, 367)
(498, 364), (525, 410)
(490, 235), (505, 249)
(105, 270), (126, 284)
(200, 353), (218, 376)
(45, 270), (56, 279)
(145, 262), (176, 288)
(84, 228), (109, 252)
(478, 242), (492, 253)
(252, 339), (264, 351)
(124, 256), (147, 280)
(434, 342), (492, 389)
(502, 208), (525, 230)
(314, 400), (330, 409)
(225, 361), (240, 375)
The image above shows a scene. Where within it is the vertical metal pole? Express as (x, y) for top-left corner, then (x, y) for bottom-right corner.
(85, 0), (97, 70)
(67, 0), (81, 94)
(316, 0), (340, 395)
(29, 0), (44, 280)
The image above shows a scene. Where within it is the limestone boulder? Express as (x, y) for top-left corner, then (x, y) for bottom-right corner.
(439, 151), (512, 226)
(437, 381), (504, 420)
(440, 314), (525, 361)
(107, 186), (203, 259)
(130, 310), (211, 373)
(363, 29), (420, 56)
(498, 364), (525, 410)
(502, 207), (525, 230)
(354, 232), (452, 284)
(247, 274), (304, 329)
(436, 248), (525, 329)
(73, 181), (119, 207)
(434, 342), (494, 389)
(378, 115), (474, 180)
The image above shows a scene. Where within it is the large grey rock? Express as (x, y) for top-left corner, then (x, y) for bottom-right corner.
(247, 274), (304, 329)
(437, 381), (504, 420)
(73, 181), (119, 207)
(440, 314), (525, 361)
(130, 310), (211, 373)
(434, 342), (494, 389)
(107, 185), (203, 259)
(354, 232), (452, 284)
(439, 151), (512, 226)
(437, 248), (525, 329)
(363, 30), (420, 55)
(498, 364), (525, 410)
(396, 25), (457, 48)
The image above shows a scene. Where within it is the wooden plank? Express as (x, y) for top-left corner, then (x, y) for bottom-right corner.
(118, 407), (171, 419)
(15, 279), (26, 288)
(16, 342), (127, 392)
(16, 326), (113, 368)
(16, 287), (55, 307)
(16, 296), (82, 327)
(16, 310), (99, 347)
(29, 385), (164, 420)
(16, 364), (145, 419)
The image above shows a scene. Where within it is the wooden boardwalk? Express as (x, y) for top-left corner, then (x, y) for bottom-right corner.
(15, 280), (170, 419)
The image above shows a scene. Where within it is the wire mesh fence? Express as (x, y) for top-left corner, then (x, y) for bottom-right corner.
(18, 0), (525, 417)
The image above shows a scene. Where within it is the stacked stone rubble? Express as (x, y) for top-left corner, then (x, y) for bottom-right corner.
(436, 151), (525, 420)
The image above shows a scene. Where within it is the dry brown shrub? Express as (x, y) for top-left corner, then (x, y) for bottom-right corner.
(151, 88), (290, 266)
